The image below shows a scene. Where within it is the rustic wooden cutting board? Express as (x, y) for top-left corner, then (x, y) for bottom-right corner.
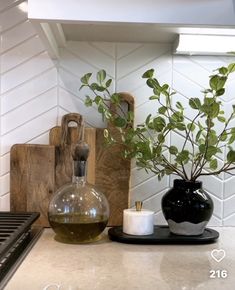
(10, 93), (134, 227)
(10, 144), (55, 227)
(95, 93), (134, 226)
(49, 113), (96, 188)
(49, 93), (134, 226)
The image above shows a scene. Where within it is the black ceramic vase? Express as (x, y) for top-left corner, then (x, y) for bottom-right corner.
(161, 179), (213, 236)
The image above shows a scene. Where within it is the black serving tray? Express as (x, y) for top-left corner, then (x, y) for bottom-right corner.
(108, 226), (219, 244)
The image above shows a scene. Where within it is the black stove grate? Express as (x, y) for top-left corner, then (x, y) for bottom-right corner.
(0, 212), (40, 283)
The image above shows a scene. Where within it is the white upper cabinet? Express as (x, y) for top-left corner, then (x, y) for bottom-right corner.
(27, 0), (235, 59)
(28, 0), (235, 26)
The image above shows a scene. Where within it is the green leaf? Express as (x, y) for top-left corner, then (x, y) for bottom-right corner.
(208, 133), (217, 146)
(149, 95), (159, 100)
(187, 122), (196, 132)
(228, 63), (235, 73)
(172, 112), (184, 122)
(201, 101), (220, 118)
(110, 93), (121, 104)
(81, 73), (92, 85)
(145, 114), (152, 125)
(227, 150), (235, 162)
(210, 159), (218, 170)
(96, 85), (106, 92)
(147, 122), (154, 130)
(162, 84), (169, 91)
(154, 146), (162, 155)
(219, 67), (228, 75)
(196, 130), (202, 142)
(217, 116), (226, 123)
(98, 104), (105, 114)
(106, 79), (112, 88)
(157, 134), (165, 143)
(204, 97), (214, 106)
(165, 168), (173, 175)
(176, 150), (189, 163)
(85, 96), (93, 107)
(216, 88), (225, 97)
(176, 101), (184, 110)
(94, 95), (102, 105)
(175, 122), (186, 131)
(142, 69), (154, 78)
(90, 83), (99, 90)
(147, 78), (160, 89)
(206, 146), (218, 159)
(97, 70), (106, 84)
(161, 90), (169, 97)
(189, 98), (201, 110)
(104, 110), (112, 119)
(220, 132), (228, 142)
(153, 117), (166, 132)
(158, 106), (167, 115)
(198, 138), (205, 145)
(169, 146), (178, 155)
(209, 75), (227, 91)
(228, 134), (235, 145)
(199, 144), (206, 154)
(113, 117), (127, 128)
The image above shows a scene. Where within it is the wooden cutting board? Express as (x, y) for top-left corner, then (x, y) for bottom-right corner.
(10, 144), (55, 227)
(10, 114), (93, 227)
(10, 93), (134, 227)
(49, 93), (134, 226)
(95, 93), (134, 225)
(49, 113), (96, 188)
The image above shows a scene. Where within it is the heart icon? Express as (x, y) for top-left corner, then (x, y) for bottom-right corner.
(211, 249), (226, 263)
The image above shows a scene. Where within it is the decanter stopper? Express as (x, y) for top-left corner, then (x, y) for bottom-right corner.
(72, 141), (89, 177)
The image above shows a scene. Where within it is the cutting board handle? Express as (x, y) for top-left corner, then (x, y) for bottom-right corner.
(109, 92), (135, 130)
(61, 113), (84, 146)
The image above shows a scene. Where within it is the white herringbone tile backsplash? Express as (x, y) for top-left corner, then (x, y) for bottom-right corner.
(1, 0), (235, 226)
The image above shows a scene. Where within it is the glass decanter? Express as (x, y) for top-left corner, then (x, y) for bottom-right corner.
(48, 141), (110, 243)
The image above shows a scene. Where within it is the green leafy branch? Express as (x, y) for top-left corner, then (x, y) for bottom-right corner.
(80, 64), (235, 181)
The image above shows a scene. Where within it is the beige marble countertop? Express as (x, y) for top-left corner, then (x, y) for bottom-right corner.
(4, 227), (235, 290)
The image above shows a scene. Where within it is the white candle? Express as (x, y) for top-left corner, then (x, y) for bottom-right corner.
(123, 208), (154, 235)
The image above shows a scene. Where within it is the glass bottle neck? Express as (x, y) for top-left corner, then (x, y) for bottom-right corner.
(72, 160), (87, 186)
(72, 175), (86, 186)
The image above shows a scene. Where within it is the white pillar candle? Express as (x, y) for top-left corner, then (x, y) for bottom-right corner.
(123, 208), (154, 235)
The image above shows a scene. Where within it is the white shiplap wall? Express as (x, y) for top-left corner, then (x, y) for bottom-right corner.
(0, 0), (58, 210)
(1, 0), (235, 226)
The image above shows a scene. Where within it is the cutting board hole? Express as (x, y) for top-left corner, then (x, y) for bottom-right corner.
(116, 101), (129, 117)
(68, 121), (78, 127)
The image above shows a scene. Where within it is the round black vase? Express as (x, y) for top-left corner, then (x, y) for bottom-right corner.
(161, 179), (213, 236)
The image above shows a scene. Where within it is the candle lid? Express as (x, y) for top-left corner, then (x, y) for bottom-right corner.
(124, 208), (154, 215)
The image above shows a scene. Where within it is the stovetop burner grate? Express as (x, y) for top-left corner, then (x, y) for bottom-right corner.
(0, 212), (40, 285)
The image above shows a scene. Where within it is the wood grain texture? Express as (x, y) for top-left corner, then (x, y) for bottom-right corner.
(95, 129), (131, 226)
(49, 113), (84, 190)
(10, 144), (55, 227)
(49, 126), (96, 187)
(95, 93), (134, 226)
